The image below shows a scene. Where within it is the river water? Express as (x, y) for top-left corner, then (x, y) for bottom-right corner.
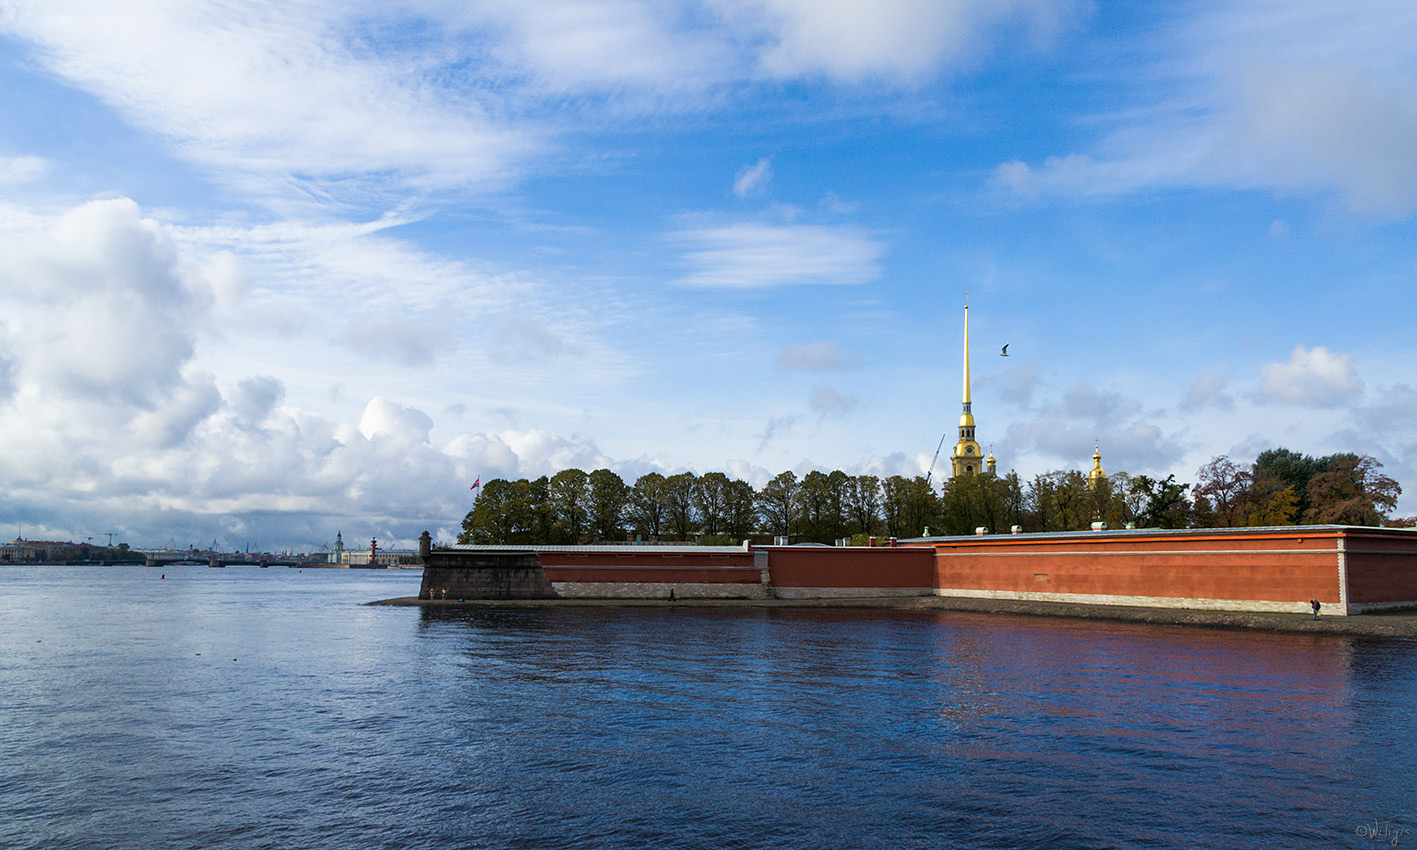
(1, 565), (1413, 849)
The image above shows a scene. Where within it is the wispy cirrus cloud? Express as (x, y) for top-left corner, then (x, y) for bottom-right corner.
(671, 219), (884, 288)
(990, 0), (1417, 217)
(776, 341), (856, 371)
(0, 0), (1086, 210)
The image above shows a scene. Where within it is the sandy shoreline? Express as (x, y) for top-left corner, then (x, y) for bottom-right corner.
(367, 594), (1417, 637)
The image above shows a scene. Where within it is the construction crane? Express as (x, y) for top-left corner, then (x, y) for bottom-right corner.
(924, 432), (948, 486)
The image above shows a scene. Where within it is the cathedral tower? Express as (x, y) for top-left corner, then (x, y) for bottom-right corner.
(950, 303), (984, 478)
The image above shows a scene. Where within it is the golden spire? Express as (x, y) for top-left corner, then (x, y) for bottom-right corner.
(962, 301), (971, 406)
(951, 299), (982, 478)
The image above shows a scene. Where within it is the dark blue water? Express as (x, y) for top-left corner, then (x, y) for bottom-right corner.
(1, 566), (1413, 850)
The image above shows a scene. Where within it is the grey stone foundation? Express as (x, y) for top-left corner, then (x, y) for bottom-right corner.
(419, 548), (558, 600)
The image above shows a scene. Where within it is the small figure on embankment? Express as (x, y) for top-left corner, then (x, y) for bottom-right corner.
(1311, 599), (1321, 619)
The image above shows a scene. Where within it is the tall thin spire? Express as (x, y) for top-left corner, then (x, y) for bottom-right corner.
(951, 299), (982, 478)
(962, 302), (971, 406)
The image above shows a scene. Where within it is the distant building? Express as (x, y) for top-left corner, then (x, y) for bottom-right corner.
(2, 541), (37, 562)
(330, 531), (344, 565)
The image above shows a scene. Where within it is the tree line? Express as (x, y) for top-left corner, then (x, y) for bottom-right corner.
(457, 448), (1407, 545)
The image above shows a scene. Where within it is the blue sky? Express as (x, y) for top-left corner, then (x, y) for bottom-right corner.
(1, 0), (1415, 549)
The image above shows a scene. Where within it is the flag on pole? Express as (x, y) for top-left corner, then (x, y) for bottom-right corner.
(470, 478), (480, 490)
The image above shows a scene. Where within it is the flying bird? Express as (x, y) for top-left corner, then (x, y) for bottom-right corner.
(1000, 344), (1009, 357)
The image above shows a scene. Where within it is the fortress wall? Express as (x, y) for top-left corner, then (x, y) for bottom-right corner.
(927, 529), (1348, 613)
(538, 551), (766, 598)
(420, 550), (558, 600)
(765, 547), (935, 598)
(1341, 529), (1417, 610)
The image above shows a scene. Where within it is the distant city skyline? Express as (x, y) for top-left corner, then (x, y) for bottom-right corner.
(2, 1), (1415, 549)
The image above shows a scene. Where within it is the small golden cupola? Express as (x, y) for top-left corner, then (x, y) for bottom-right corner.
(1088, 444), (1107, 489)
(986, 448), (996, 476)
(950, 302), (984, 478)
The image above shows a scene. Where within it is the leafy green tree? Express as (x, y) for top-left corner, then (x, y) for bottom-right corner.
(1131, 474), (1191, 528)
(460, 478), (516, 543)
(548, 468), (590, 543)
(845, 474), (882, 537)
(1025, 471), (1091, 531)
(628, 472), (670, 540)
(758, 471), (800, 538)
(1239, 484), (1299, 526)
(724, 478), (759, 541)
(1303, 454), (1400, 525)
(587, 468), (629, 541)
(880, 476), (912, 537)
(1252, 449), (1325, 518)
(695, 472), (731, 536)
(799, 470), (842, 543)
(665, 472), (700, 541)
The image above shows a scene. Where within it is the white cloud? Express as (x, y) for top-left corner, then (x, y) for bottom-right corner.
(0, 1), (540, 207)
(776, 340), (854, 371)
(733, 157), (773, 198)
(990, 0), (1417, 217)
(726, 0), (1085, 82)
(810, 384), (857, 419)
(1181, 373), (1234, 412)
(1259, 344), (1363, 407)
(673, 220), (884, 287)
(1005, 382), (1185, 473)
(0, 155), (48, 182)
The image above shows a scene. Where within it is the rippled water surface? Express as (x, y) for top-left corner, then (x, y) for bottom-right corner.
(2, 565), (1414, 849)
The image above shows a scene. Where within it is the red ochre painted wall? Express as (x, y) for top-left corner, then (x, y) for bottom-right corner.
(764, 546), (933, 589)
(1343, 529), (1417, 605)
(538, 552), (760, 585)
(925, 530), (1344, 604)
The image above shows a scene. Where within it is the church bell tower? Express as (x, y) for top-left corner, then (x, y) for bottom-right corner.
(951, 303), (984, 478)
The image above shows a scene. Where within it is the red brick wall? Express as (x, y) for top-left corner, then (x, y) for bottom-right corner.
(766, 547), (934, 589)
(1342, 530), (1417, 603)
(929, 531), (1345, 603)
(539, 551), (759, 585)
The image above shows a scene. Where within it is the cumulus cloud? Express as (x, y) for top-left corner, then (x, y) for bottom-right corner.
(733, 157), (773, 198)
(1006, 382), (1185, 472)
(1258, 344), (1363, 407)
(673, 220), (884, 288)
(776, 340), (854, 371)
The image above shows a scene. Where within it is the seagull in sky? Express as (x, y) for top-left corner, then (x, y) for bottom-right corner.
(1000, 344), (1009, 357)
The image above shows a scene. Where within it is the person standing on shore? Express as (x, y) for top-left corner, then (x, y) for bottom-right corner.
(1311, 599), (1321, 619)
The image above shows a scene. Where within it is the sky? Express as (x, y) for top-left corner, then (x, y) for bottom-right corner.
(2, 0), (1416, 550)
